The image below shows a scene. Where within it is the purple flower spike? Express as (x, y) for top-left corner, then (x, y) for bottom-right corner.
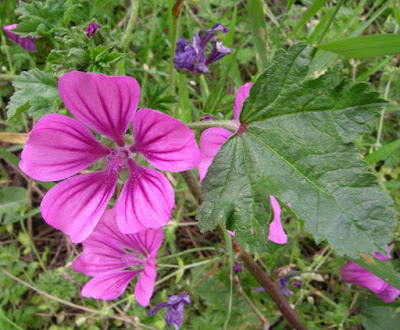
(72, 208), (164, 306)
(3, 24), (37, 52)
(174, 23), (230, 75)
(340, 247), (400, 303)
(147, 291), (191, 330)
(233, 263), (242, 274)
(85, 22), (100, 37)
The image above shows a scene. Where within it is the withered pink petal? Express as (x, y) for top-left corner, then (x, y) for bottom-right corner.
(233, 83), (253, 122)
(41, 170), (118, 243)
(131, 109), (200, 172)
(58, 71), (140, 146)
(19, 114), (109, 182)
(377, 285), (400, 303)
(268, 196), (287, 245)
(3, 24), (37, 51)
(135, 259), (157, 306)
(198, 127), (232, 183)
(116, 160), (174, 234)
(340, 261), (387, 294)
(81, 271), (140, 300)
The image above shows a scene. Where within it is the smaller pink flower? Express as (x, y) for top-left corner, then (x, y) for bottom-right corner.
(340, 247), (400, 303)
(3, 24), (38, 52)
(72, 208), (163, 306)
(226, 230), (236, 236)
(198, 84), (288, 245)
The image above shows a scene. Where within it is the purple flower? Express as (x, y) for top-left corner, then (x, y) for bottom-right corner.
(3, 24), (37, 51)
(85, 22), (100, 37)
(72, 208), (163, 306)
(233, 263), (242, 274)
(19, 71), (200, 243)
(201, 114), (215, 121)
(278, 275), (297, 297)
(198, 83), (288, 244)
(340, 247), (400, 303)
(147, 292), (191, 329)
(174, 23), (231, 75)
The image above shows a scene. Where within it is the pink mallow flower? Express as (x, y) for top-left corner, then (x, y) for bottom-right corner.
(340, 247), (400, 303)
(20, 71), (200, 243)
(3, 24), (38, 51)
(72, 208), (163, 305)
(198, 83), (287, 245)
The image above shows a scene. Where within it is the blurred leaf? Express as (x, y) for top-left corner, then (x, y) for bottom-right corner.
(7, 69), (60, 120)
(0, 187), (27, 225)
(319, 35), (400, 58)
(292, 0), (329, 35)
(360, 297), (400, 329)
(365, 140), (400, 165)
(248, 0), (268, 70)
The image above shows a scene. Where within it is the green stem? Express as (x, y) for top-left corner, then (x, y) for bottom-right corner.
(186, 120), (239, 132)
(310, 0), (345, 58)
(157, 247), (215, 261)
(121, 0), (140, 48)
(169, 0), (183, 94)
(0, 74), (16, 81)
(375, 78), (392, 150)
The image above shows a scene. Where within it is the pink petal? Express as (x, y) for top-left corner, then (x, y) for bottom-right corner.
(233, 83), (253, 122)
(198, 127), (233, 183)
(81, 271), (140, 300)
(267, 196), (288, 245)
(227, 230), (236, 236)
(3, 24), (37, 51)
(131, 109), (200, 172)
(41, 170), (118, 243)
(116, 160), (174, 234)
(20, 114), (109, 182)
(58, 71), (140, 147)
(135, 259), (157, 306)
(377, 285), (400, 303)
(340, 261), (387, 294)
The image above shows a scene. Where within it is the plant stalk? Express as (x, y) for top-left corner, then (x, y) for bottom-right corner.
(121, 0), (140, 48)
(186, 119), (239, 132)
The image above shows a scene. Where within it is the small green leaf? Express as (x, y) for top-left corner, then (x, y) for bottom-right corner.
(318, 35), (400, 58)
(365, 140), (400, 165)
(198, 44), (395, 258)
(0, 187), (28, 224)
(7, 69), (60, 120)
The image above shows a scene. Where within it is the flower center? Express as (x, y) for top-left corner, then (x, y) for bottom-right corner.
(105, 148), (129, 172)
(122, 248), (148, 270)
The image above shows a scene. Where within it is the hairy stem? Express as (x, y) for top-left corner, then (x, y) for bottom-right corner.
(186, 120), (239, 132)
(180, 172), (306, 330)
(121, 0), (140, 48)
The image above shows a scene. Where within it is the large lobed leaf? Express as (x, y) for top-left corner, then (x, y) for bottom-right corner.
(197, 44), (395, 258)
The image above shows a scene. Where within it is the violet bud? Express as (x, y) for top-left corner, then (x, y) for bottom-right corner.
(233, 263), (242, 274)
(147, 292), (192, 330)
(85, 22), (100, 37)
(3, 24), (37, 52)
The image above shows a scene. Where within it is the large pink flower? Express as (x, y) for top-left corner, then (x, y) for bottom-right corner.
(72, 209), (163, 306)
(20, 71), (200, 242)
(340, 247), (400, 303)
(3, 24), (38, 52)
(198, 83), (287, 244)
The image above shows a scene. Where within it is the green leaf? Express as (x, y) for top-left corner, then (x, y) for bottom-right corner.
(360, 297), (400, 329)
(292, 0), (329, 35)
(198, 44), (395, 258)
(0, 187), (28, 224)
(352, 255), (400, 290)
(248, 0), (268, 71)
(318, 35), (400, 58)
(7, 69), (60, 120)
(365, 139), (400, 165)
